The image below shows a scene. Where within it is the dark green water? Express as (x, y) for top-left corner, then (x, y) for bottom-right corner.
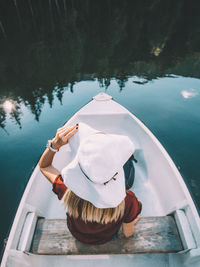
(0, 0), (200, 256)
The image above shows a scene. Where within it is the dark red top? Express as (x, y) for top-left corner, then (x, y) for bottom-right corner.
(52, 175), (142, 245)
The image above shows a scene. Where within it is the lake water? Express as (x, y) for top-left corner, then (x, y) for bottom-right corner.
(0, 0), (200, 256)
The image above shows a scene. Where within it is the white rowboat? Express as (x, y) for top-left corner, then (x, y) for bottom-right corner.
(1, 92), (200, 267)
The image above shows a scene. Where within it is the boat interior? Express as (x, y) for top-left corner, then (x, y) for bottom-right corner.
(2, 109), (200, 267)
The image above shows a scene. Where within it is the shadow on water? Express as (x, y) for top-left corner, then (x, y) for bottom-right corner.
(0, 0), (200, 129)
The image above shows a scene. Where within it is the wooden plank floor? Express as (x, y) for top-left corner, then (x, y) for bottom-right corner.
(31, 216), (183, 255)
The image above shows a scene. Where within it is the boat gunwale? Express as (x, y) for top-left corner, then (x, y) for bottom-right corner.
(1, 93), (200, 267)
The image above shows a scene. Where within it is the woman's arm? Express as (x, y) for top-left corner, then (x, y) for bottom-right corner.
(122, 216), (140, 237)
(39, 124), (78, 183)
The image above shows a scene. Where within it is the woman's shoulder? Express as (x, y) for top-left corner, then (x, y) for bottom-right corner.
(124, 190), (142, 209)
(52, 174), (68, 200)
(123, 190), (142, 223)
(125, 190), (137, 200)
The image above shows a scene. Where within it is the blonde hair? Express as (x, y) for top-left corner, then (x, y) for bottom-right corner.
(61, 189), (125, 224)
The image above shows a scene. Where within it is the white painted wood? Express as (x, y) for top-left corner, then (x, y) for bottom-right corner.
(17, 211), (40, 252)
(174, 209), (196, 250)
(93, 92), (112, 101)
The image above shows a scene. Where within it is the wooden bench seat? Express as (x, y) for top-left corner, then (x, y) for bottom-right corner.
(31, 216), (183, 255)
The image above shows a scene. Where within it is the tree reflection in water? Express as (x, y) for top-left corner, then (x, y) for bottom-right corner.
(0, 0), (200, 129)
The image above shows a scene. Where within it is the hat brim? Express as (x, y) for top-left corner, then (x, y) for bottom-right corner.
(62, 122), (135, 208)
(61, 153), (126, 208)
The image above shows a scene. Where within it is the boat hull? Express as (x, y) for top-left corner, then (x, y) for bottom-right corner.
(2, 93), (200, 267)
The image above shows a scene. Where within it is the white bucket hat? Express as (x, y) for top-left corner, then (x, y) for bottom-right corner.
(61, 122), (135, 208)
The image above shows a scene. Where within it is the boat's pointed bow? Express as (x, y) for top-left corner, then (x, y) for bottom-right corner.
(93, 92), (112, 101)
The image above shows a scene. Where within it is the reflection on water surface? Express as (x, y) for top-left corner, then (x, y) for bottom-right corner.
(1, 0), (200, 128)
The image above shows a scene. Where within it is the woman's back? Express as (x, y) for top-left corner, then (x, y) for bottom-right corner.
(53, 175), (142, 244)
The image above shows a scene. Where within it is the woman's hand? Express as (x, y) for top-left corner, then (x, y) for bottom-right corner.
(132, 216), (141, 225)
(122, 216), (141, 238)
(51, 124), (79, 150)
(39, 123), (78, 183)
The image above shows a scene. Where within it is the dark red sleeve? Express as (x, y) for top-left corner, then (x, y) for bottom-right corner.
(123, 190), (142, 223)
(52, 175), (67, 200)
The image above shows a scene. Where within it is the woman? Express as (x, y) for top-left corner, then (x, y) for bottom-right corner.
(39, 122), (142, 245)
